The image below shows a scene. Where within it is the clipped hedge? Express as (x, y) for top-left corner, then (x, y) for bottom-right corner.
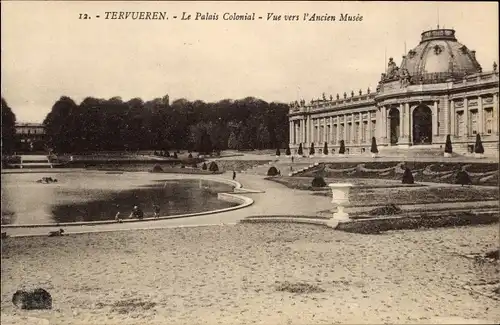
(311, 176), (326, 188)
(267, 166), (279, 176)
(209, 161), (219, 172)
(151, 164), (164, 173)
(337, 212), (498, 234)
(201, 162), (207, 170)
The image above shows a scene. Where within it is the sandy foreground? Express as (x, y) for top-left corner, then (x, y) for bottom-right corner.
(1, 224), (499, 325)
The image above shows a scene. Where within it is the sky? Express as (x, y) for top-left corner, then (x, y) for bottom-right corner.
(1, 1), (498, 123)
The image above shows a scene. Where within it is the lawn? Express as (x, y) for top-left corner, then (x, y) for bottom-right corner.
(292, 162), (499, 186)
(269, 176), (499, 206)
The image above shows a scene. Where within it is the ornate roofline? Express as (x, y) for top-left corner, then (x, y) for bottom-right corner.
(420, 29), (457, 43)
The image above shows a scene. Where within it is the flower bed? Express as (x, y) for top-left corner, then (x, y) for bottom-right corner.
(336, 211), (498, 234)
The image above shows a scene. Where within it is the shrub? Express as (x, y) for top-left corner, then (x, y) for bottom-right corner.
(209, 161), (219, 172)
(368, 204), (401, 216)
(402, 167), (414, 184)
(173, 152), (178, 159)
(339, 140), (346, 154)
(285, 147), (291, 156)
(298, 143), (303, 155)
(276, 148), (281, 156)
(370, 137), (378, 154)
(165, 151), (170, 157)
(444, 134), (453, 154)
(474, 134), (484, 154)
(267, 166), (279, 176)
(311, 176), (326, 188)
(188, 153), (193, 158)
(323, 142), (328, 155)
(201, 162), (207, 170)
(309, 143), (315, 156)
(151, 164), (163, 173)
(455, 170), (472, 186)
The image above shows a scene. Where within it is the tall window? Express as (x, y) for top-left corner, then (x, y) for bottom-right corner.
(457, 111), (465, 136)
(470, 110), (478, 135)
(371, 120), (376, 139)
(485, 108), (493, 134)
(332, 125), (337, 143)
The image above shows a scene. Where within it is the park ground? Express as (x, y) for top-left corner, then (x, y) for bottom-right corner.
(1, 151), (499, 324)
(1, 224), (499, 324)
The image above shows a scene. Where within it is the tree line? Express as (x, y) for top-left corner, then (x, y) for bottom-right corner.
(42, 95), (290, 154)
(1, 98), (17, 154)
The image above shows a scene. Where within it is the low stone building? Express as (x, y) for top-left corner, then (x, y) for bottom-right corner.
(15, 122), (46, 151)
(289, 28), (499, 155)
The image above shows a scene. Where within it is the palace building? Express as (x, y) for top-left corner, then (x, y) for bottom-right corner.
(288, 28), (499, 155)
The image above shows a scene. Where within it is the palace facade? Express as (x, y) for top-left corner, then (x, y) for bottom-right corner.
(288, 28), (499, 154)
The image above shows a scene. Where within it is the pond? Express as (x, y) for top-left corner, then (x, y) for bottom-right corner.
(1, 172), (236, 225)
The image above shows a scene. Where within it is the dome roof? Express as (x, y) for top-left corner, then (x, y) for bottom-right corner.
(400, 29), (482, 77)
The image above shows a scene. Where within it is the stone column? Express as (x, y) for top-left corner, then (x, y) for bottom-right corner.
(494, 94), (498, 135)
(344, 114), (348, 142)
(329, 116), (334, 143)
(464, 98), (469, 137)
(307, 115), (311, 143)
(289, 121), (293, 145)
(316, 119), (320, 144)
(450, 101), (455, 137)
(432, 101), (439, 136)
(350, 114), (355, 144)
(323, 118), (327, 143)
(399, 103), (404, 138)
(367, 111), (372, 141)
(444, 97), (450, 136)
(359, 112), (363, 143)
(478, 96), (484, 135)
(336, 117), (340, 144)
(406, 103), (412, 143)
(385, 107), (390, 144)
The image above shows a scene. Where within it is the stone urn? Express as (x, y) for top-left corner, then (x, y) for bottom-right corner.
(328, 183), (353, 222)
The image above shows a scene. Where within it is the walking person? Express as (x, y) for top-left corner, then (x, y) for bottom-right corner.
(232, 170), (236, 180)
(153, 204), (160, 218)
(291, 156), (294, 163)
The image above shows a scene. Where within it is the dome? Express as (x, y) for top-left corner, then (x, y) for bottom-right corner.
(400, 29), (482, 78)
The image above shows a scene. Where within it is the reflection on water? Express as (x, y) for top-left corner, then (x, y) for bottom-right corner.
(1, 172), (236, 225)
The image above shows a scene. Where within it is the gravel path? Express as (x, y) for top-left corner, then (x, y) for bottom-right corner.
(1, 223), (498, 324)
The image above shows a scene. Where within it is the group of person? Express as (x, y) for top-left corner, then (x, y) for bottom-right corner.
(114, 204), (161, 222)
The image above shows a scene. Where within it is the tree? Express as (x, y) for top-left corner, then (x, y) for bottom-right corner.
(298, 143), (303, 156)
(444, 134), (453, 155)
(1, 98), (16, 154)
(312, 176), (326, 187)
(474, 134), (484, 154)
(455, 170), (472, 186)
(323, 142), (328, 155)
(209, 161), (219, 173)
(309, 143), (315, 156)
(275, 148), (281, 156)
(339, 140), (346, 154)
(267, 166), (279, 176)
(402, 168), (415, 184)
(370, 137), (378, 154)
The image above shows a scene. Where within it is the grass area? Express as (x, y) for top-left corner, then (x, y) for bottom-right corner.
(292, 162), (499, 186)
(337, 211), (498, 234)
(270, 176), (499, 205)
(213, 160), (272, 172)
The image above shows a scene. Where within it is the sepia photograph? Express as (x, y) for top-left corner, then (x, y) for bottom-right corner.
(1, 1), (499, 324)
